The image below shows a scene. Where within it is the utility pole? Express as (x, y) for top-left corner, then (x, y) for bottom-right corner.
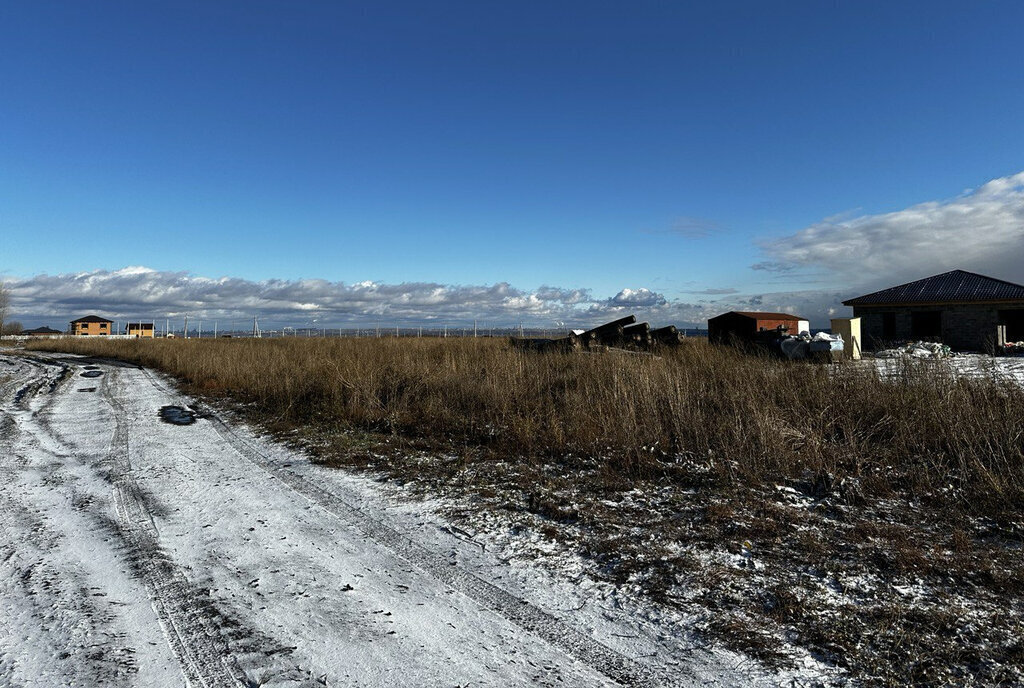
(474, 319), (478, 338)
(214, 321), (218, 338)
(184, 315), (189, 339)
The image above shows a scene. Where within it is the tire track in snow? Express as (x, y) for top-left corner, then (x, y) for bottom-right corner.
(0, 495), (139, 686)
(127, 373), (675, 688)
(2, 356), (69, 473)
(16, 353), (320, 688)
(11, 356), (49, 410)
(100, 369), (251, 688)
(0, 356), (139, 686)
(8, 355), (71, 411)
(210, 418), (671, 687)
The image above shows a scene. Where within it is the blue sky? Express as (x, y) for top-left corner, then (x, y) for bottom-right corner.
(3, 1), (1024, 327)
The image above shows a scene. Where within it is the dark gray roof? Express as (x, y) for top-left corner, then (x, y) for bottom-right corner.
(23, 326), (63, 334)
(70, 315), (113, 323)
(710, 311), (804, 321)
(843, 270), (1024, 306)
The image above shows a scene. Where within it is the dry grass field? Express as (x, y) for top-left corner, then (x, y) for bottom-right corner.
(29, 336), (1024, 685)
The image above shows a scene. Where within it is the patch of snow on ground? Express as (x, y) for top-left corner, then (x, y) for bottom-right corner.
(866, 353), (1024, 388)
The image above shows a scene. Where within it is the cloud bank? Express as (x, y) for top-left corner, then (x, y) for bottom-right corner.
(5, 267), (841, 331)
(758, 171), (1024, 290)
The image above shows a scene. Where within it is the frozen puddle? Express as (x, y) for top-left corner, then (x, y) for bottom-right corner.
(158, 405), (197, 425)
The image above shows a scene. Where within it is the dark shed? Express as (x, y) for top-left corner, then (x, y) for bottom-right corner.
(707, 311), (805, 344)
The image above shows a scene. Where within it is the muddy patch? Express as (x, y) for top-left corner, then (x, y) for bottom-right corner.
(159, 406), (197, 425)
(80, 370), (103, 379)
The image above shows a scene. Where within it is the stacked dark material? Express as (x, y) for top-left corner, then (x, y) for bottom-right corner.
(510, 315), (685, 353)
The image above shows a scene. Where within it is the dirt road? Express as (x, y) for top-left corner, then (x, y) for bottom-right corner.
(0, 352), (755, 687)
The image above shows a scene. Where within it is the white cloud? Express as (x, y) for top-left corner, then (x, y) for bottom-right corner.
(757, 171), (1024, 289)
(605, 288), (667, 309)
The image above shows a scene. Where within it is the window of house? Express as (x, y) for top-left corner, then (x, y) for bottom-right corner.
(911, 311), (942, 339)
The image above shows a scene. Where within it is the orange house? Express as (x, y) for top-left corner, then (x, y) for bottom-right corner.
(126, 322), (155, 338)
(70, 315), (113, 336)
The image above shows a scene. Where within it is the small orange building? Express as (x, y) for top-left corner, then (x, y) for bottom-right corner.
(70, 315), (113, 336)
(126, 323), (155, 338)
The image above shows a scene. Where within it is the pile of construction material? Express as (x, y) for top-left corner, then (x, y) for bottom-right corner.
(875, 341), (954, 359)
(510, 315), (684, 353)
(776, 331), (845, 361)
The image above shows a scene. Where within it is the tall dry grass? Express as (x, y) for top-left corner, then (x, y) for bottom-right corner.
(28, 336), (1024, 512)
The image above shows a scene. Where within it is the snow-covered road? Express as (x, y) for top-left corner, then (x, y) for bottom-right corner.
(0, 352), (751, 687)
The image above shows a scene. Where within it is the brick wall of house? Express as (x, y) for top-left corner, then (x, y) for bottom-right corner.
(853, 304), (1024, 351)
(71, 321), (111, 336)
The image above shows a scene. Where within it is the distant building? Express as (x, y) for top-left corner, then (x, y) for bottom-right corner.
(843, 270), (1024, 351)
(23, 326), (63, 337)
(125, 322), (155, 338)
(70, 315), (113, 336)
(707, 311), (807, 344)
